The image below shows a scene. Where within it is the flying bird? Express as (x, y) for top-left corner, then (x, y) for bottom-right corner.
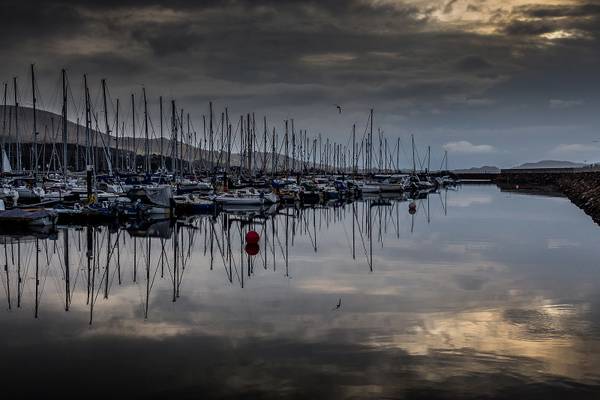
(334, 104), (342, 114)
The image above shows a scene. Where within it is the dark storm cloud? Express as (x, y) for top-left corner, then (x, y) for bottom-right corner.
(0, 0), (599, 167)
(131, 24), (201, 57)
(456, 55), (494, 72)
(518, 3), (600, 18)
(64, 53), (149, 79)
(507, 2), (600, 37)
(503, 20), (556, 36)
(0, 1), (83, 46)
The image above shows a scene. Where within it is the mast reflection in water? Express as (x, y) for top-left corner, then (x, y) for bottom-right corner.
(1, 186), (600, 399)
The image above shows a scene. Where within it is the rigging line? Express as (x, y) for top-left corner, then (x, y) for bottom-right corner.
(66, 73), (82, 119)
(300, 210), (317, 251)
(0, 259), (9, 300)
(46, 253), (66, 307)
(340, 213), (354, 257)
(37, 240), (59, 310)
(354, 111), (372, 160)
(352, 206), (371, 267)
(148, 242), (167, 293)
(210, 222), (240, 284)
(158, 238), (173, 279)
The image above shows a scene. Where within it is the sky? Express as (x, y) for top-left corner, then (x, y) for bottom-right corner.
(0, 0), (599, 168)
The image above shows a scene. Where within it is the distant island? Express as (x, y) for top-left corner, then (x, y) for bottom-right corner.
(511, 160), (586, 169)
(453, 160), (588, 174)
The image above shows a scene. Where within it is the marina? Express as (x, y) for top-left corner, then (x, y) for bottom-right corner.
(0, 66), (460, 235)
(1, 185), (600, 398)
(2, 0), (600, 396)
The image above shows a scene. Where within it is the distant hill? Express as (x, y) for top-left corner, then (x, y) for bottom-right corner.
(512, 160), (586, 169)
(0, 105), (302, 171)
(453, 165), (500, 174)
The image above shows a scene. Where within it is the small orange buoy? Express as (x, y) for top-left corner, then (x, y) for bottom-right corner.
(245, 243), (259, 256)
(245, 230), (260, 244)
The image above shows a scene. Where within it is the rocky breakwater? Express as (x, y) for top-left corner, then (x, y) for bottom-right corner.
(557, 172), (600, 224)
(496, 169), (600, 223)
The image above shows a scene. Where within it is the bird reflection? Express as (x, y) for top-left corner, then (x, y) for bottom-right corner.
(333, 298), (342, 311)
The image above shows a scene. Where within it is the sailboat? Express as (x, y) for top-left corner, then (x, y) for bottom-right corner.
(173, 193), (216, 214)
(0, 199), (58, 226)
(214, 188), (278, 206)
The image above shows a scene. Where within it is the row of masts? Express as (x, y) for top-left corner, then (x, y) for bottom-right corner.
(1, 66), (449, 178)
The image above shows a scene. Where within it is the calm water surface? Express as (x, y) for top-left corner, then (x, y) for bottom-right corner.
(1, 185), (600, 399)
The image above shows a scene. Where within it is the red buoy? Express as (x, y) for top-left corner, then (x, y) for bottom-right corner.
(245, 230), (260, 244)
(245, 243), (260, 256)
(408, 202), (417, 215)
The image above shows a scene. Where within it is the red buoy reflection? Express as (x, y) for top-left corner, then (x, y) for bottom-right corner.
(245, 243), (259, 256)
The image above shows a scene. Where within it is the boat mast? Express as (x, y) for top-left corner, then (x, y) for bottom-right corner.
(143, 87), (149, 174)
(171, 99), (176, 176)
(352, 124), (356, 175)
(247, 113), (252, 174)
(209, 101), (213, 172)
(75, 118), (79, 172)
(411, 134), (416, 175)
(427, 145), (431, 173)
(13, 77), (20, 172)
(179, 109), (183, 177)
(251, 113), (256, 174)
(291, 119), (295, 174)
(1, 83), (6, 171)
(378, 128), (382, 173)
(271, 126), (276, 176)
(62, 69), (68, 178)
(219, 111), (224, 171)
(396, 137), (400, 173)
(384, 137), (388, 172)
(238, 115), (245, 178)
(445, 150), (448, 171)
(115, 99), (119, 172)
(159, 96), (164, 172)
(284, 120), (289, 174)
(101, 79), (112, 176)
(225, 107), (231, 173)
(31, 65), (38, 176)
(263, 116), (267, 174)
(369, 108), (373, 174)
(84, 74), (91, 168)
(186, 113), (190, 174)
(131, 93), (135, 172)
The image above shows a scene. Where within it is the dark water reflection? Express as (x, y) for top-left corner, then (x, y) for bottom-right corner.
(1, 185), (600, 399)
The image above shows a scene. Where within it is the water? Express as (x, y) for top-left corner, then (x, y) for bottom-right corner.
(1, 185), (600, 399)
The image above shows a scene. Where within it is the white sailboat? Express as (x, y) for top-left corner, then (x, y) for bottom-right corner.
(214, 188), (278, 205)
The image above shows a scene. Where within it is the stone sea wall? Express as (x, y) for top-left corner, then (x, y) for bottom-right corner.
(557, 173), (600, 224)
(495, 171), (600, 224)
